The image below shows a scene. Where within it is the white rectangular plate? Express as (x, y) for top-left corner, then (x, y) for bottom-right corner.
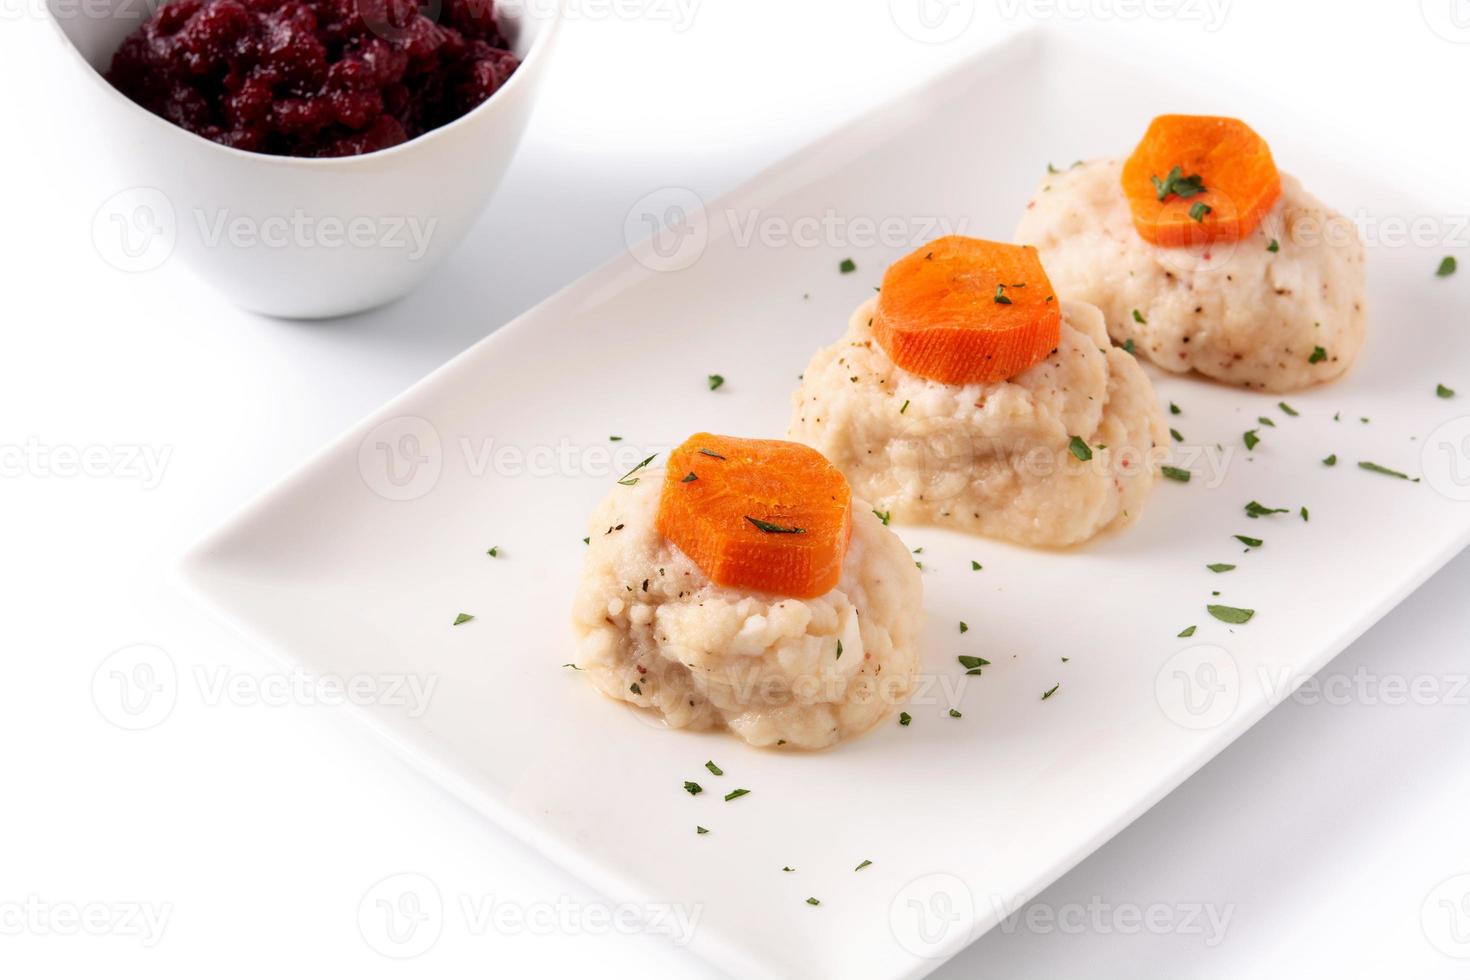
(183, 29), (1470, 980)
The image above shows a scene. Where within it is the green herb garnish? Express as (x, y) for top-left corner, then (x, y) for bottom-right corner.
(1437, 256), (1457, 277)
(708, 374), (725, 391)
(1437, 383), (1455, 398)
(1207, 563), (1236, 573)
(873, 509), (891, 526)
(1235, 534), (1263, 548)
(696, 826), (709, 834)
(1178, 625), (1197, 638)
(1041, 684), (1059, 701)
(1279, 402), (1299, 417)
(453, 613), (474, 626)
(705, 760), (723, 776)
(1132, 309), (1147, 324)
(486, 546), (499, 557)
(899, 712), (912, 726)
(1267, 239), (1280, 253)
(855, 860), (872, 871)
(949, 708), (962, 718)
(683, 781), (703, 796)
(806, 897), (821, 906)
(681, 471), (698, 483)
(1068, 436), (1093, 461)
(617, 453), (657, 486)
(1323, 454), (1337, 466)
(1358, 461), (1412, 480)
(1161, 466), (1191, 483)
(1244, 501), (1289, 518)
(994, 284), (1013, 305)
(1208, 604), (1255, 625)
(1151, 166), (1206, 201)
(724, 788), (750, 802)
(839, 258), (856, 274)
(1309, 346), (1327, 364)
(746, 516), (804, 534)
(1189, 202), (1213, 223)
(1243, 430), (1260, 450)
(698, 448), (726, 460)
(1169, 402), (1181, 416)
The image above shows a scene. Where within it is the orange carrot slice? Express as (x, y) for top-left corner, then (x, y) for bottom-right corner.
(656, 433), (852, 598)
(871, 236), (1061, 385)
(1121, 114), (1282, 247)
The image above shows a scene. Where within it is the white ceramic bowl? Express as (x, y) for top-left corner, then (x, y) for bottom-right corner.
(48, 0), (561, 318)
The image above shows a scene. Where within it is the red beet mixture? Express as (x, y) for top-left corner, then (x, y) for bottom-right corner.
(106, 0), (520, 157)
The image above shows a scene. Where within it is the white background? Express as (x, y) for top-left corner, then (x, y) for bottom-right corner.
(4, 0), (1470, 976)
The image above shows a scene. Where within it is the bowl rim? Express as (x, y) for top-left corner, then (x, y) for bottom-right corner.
(45, 0), (564, 168)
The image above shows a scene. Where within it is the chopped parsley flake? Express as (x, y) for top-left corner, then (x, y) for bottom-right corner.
(1323, 454), (1337, 466)
(1244, 500), (1289, 518)
(1207, 604), (1255, 625)
(630, 682), (642, 695)
(684, 781), (703, 796)
(561, 663), (582, 670)
(900, 399), (910, 414)
(1123, 338), (1136, 354)
(1309, 346), (1328, 364)
(1235, 534), (1263, 548)
(958, 655), (990, 672)
(696, 826), (709, 835)
(971, 560), (982, 571)
(1178, 625), (1197, 638)
(1300, 506), (1309, 522)
(1267, 238), (1280, 252)
(899, 712), (912, 726)
(1151, 166), (1206, 201)
(724, 788), (750, 802)
(452, 613), (474, 626)
(1243, 430), (1260, 450)
(1170, 428), (1183, 443)
(959, 621), (969, 634)
(681, 471), (698, 483)
(1437, 383), (1455, 399)
(873, 509), (891, 526)
(806, 897), (821, 906)
(1207, 563), (1236, 573)
(486, 546), (499, 557)
(855, 859), (872, 871)
(1258, 417), (1276, 427)
(705, 760), (723, 776)
(746, 516), (805, 534)
(1189, 202), (1213, 223)
(994, 284), (1013, 305)
(707, 374), (725, 391)
(698, 448), (726, 460)
(839, 258), (856, 274)
(1437, 256), (1457, 277)
(835, 640), (843, 660)
(1041, 683), (1059, 701)
(1068, 436), (1093, 461)
(617, 453), (657, 486)
(1132, 309), (1147, 324)
(1169, 402), (1181, 415)
(1161, 465), (1191, 482)
(1279, 402), (1299, 417)
(949, 708), (962, 718)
